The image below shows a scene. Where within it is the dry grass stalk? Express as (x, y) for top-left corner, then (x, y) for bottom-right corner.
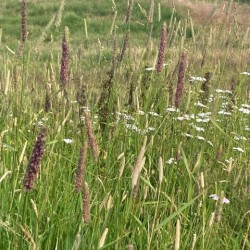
(215, 144), (223, 161)
(76, 78), (87, 117)
(176, 141), (182, 161)
(156, 22), (167, 73)
(208, 212), (215, 228)
(227, 157), (234, 173)
(119, 154), (126, 178)
(214, 191), (225, 223)
(18, 0), (27, 56)
(200, 172), (205, 189)
(125, 0), (133, 24)
(200, 72), (212, 104)
(98, 228), (109, 249)
(175, 219), (181, 250)
(126, 245), (134, 250)
(190, 233), (197, 250)
(132, 156), (146, 198)
(132, 137), (147, 189)
(19, 224), (37, 250)
(83, 181), (90, 223)
(148, 0), (154, 23)
(44, 84), (52, 113)
(175, 52), (188, 109)
(98, 38), (118, 131)
(23, 128), (46, 190)
(0, 28), (2, 47)
(21, 0), (27, 43)
(75, 142), (88, 192)
(84, 111), (99, 160)
(54, 0), (65, 28)
(158, 3), (161, 22)
(120, 30), (130, 62)
(158, 156), (163, 185)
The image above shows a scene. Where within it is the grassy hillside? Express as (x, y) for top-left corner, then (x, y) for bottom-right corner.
(0, 0), (250, 249)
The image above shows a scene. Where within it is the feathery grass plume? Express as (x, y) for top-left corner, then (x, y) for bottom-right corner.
(214, 191), (225, 223)
(132, 136), (147, 191)
(158, 156), (163, 185)
(75, 142), (88, 192)
(82, 181), (90, 223)
(23, 128), (46, 190)
(54, 0), (65, 28)
(84, 111), (99, 160)
(175, 52), (188, 109)
(200, 72), (212, 104)
(60, 26), (69, 89)
(175, 219), (181, 250)
(156, 22), (167, 73)
(215, 144), (223, 161)
(125, 0), (133, 24)
(98, 228), (109, 249)
(120, 30), (130, 62)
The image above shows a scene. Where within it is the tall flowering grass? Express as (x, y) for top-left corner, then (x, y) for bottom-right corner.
(23, 128), (46, 190)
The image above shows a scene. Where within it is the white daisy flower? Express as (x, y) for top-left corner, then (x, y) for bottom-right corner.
(241, 72), (250, 76)
(216, 89), (232, 94)
(209, 194), (230, 204)
(218, 110), (232, 116)
(63, 139), (73, 144)
(234, 135), (247, 141)
(195, 102), (207, 108)
(233, 147), (244, 153)
(166, 158), (177, 164)
(189, 76), (206, 82)
(145, 67), (154, 71)
(166, 107), (179, 112)
(148, 111), (161, 117)
(238, 108), (250, 114)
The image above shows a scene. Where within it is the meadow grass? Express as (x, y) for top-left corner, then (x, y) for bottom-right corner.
(0, 0), (250, 249)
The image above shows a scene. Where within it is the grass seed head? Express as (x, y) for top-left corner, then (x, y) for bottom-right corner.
(60, 26), (69, 87)
(83, 181), (90, 223)
(23, 128), (47, 190)
(156, 22), (167, 73)
(84, 111), (99, 160)
(175, 52), (188, 109)
(75, 143), (88, 192)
